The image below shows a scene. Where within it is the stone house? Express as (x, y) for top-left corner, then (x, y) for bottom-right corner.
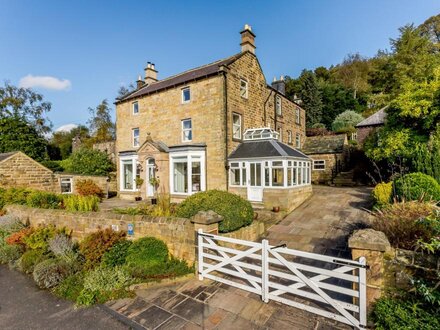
(0, 151), (109, 196)
(115, 25), (312, 211)
(356, 106), (387, 146)
(302, 135), (348, 184)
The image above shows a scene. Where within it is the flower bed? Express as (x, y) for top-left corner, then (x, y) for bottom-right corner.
(0, 215), (192, 306)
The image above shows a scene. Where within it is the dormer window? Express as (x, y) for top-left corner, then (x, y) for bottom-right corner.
(182, 87), (191, 103)
(132, 101), (139, 115)
(240, 79), (248, 99)
(276, 96), (282, 116)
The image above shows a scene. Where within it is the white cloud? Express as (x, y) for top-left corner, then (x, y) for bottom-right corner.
(55, 123), (78, 133)
(19, 74), (71, 91)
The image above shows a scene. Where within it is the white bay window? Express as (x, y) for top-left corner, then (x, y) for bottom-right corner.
(170, 151), (205, 195)
(120, 155), (139, 191)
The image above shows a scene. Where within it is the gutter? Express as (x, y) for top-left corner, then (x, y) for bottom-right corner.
(219, 65), (229, 191)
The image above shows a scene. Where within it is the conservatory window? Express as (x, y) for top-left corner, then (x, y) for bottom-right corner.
(271, 161), (284, 187)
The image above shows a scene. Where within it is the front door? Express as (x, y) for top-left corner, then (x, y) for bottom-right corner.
(247, 162), (263, 202)
(146, 158), (155, 197)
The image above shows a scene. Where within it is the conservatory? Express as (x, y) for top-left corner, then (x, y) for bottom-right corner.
(228, 128), (313, 212)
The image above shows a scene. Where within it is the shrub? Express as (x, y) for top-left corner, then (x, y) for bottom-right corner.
(371, 201), (439, 249)
(0, 187), (33, 209)
(79, 228), (126, 268)
(331, 110), (364, 131)
(53, 272), (85, 302)
(0, 215), (25, 237)
(372, 296), (440, 329)
(40, 160), (64, 172)
(394, 172), (440, 202)
(33, 259), (73, 289)
(101, 240), (132, 268)
(5, 227), (34, 247)
(17, 249), (47, 273)
(0, 243), (23, 264)
(76, 179), (103, 197)
(76, 266), (132, 306)
(49, 234), (78, 263)
(23, 225), (67, 251)
(124, 237), (169, 276)
(176, 190), (254, 233)
(372, 182), (393, 208)
(26, 191), (61, 209)
(63, 195), (100, 212)
(61, 148), (114, 176)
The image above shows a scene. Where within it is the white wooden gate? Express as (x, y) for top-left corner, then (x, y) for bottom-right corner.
(198, 230), (367, 329)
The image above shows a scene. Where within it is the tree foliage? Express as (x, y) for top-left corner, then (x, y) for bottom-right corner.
(61, 148), (114, 176)
(0, 117), (47, 161)
(331, 110), (364, 132)
(0, 82), (52, 134)
(50, 125), (90, 160)
(87, 100), (115, 144)
(333, 53), (371, 99)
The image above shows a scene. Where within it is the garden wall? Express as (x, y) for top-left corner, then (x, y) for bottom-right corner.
(5, 205), (269, 265)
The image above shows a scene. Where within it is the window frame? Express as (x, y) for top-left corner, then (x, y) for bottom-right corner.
(132, 128), (140, 147)
(60, 177), (73, 194)
(132, 101), (139, 115)
(169, 150), (206, 196)
(295, 133), (301, 148)
(313, 160), (326, 171)
(287, 130), (292, 145)
(232, 113), (242, 140)
(119, 155), (138, 192)
(181, 118), (192, 142)
(276, 95), (282, 116)
(181, 87), (191, 104)
(295, 108), (301, 124)
(240, 79), (248, 99)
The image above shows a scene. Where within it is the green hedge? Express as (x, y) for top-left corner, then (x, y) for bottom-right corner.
(176, 190), (254, 233)
(394, 172), (440, 202)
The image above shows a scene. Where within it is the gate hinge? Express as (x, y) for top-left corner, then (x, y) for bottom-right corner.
(270, 244), (286, 250)
(332, 259), (369, 269)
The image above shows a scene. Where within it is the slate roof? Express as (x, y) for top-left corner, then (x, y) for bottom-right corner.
(229, 140), (309, 159)
(356, 106), (387, 127)
(118, 53), (244, 103)
(302, 135), (346, 155)
(0, 151), (18, 162)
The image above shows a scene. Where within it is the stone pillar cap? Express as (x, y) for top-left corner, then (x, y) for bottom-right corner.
(190, 210), (223, 225)
(348, 228), (391, 252)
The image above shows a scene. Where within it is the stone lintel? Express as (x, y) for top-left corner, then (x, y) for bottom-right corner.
(348, 229), (391, 252)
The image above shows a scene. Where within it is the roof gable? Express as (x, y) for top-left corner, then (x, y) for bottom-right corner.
(356, 106), (387, 127)
(302, 135), (347, 154)
(0, 151), (53, 173)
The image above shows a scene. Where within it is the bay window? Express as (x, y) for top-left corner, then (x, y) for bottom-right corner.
(120, 156), (138, 191)
(170, 151), (205, 195)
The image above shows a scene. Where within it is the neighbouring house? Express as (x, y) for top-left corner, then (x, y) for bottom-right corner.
(356, 106), (387, 146)
(302, 135), (348, 184)
(115, 24), (312, 211)
(93, 141), (116, 164)
(0, 151), (109, 196)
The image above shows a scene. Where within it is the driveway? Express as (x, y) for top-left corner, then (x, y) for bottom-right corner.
(0, 265), (128, 330)
(105, 186), (372, 330)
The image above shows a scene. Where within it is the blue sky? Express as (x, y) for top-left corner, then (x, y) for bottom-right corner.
(1, 0), (439, 131)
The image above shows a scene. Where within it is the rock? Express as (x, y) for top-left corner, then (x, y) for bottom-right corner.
(190, 210), (223, 225)
(348, 228), (391, 252)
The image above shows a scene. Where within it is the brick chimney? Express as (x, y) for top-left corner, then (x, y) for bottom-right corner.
(240, 24), (256, 54)
(136, 75), (145, 89)
(144, 62), (158, 85)
(271, 76), (286, 95)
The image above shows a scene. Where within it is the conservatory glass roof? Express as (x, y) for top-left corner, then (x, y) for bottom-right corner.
(243, 128), (279, 141)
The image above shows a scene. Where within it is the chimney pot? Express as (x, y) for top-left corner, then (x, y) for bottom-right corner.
(144, 61), (158, 85)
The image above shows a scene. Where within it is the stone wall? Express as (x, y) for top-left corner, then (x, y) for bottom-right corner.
(229, 185), (313, 213)
(308, 153), (344, 184)
(356, 126), (377, 146)
(55, 174), (109, 196)
(5, 205), (269, 265)
(0, 152), (57, 191)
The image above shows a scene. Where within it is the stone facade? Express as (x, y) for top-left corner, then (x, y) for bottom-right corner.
(356, 126), (376, 146)
(308, 153), (344, 184)
(115, 26), (307, 211)
(0, 152), (57, 191)
(56, 174), (109, 196)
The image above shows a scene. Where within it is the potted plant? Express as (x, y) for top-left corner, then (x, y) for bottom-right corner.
(149, 177), (160, 204)
(135, 177), (144, 201)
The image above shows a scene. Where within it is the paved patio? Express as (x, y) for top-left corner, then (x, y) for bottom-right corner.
(105, 186), (372, 329)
